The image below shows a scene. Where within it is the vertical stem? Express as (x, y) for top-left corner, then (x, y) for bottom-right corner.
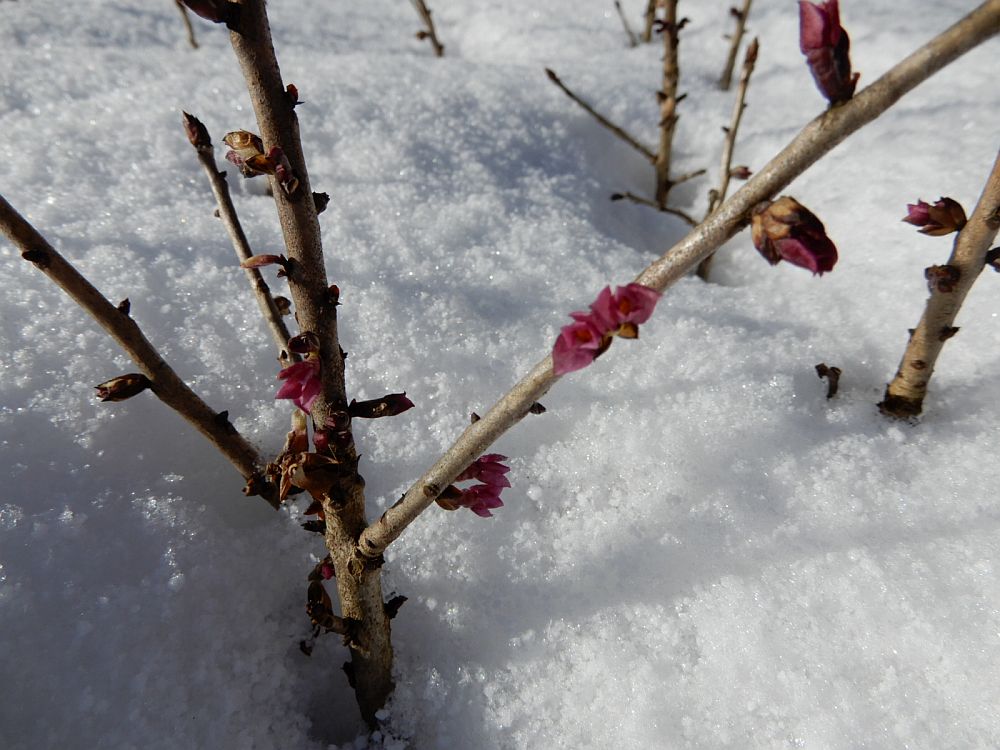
(175, 0), (199, 49)
(614, 0), (639, 47)
(226, 0), (392, 724)
(642, 0), (657, 44)
(410, 0), (445, 57)
(654, 0), (680, 208)
(880, 149), (1000, 418)
(698, 37), (759, 280)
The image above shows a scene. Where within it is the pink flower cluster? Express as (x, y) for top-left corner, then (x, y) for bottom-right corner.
(439, 454), (511, 518)
(552, 284), (661, 375)
(275, 359), (321, 413)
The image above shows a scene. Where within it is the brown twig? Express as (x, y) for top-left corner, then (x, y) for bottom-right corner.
(642, 0), (657, 43)
(355, 0), (1000, 564)
(880, 149), (1000, 418)
(0, 194), (279, 509)
(719, 0), (752, 90)
(226, 1), (391, 725)
(614, 0), (639, 47)
(697, 37), (759, 280)
(182, 112), (295, 362)
(174, 0), (199, 49)
(613, 191), (699, 225)
(410, 0), (445, 57)
(545, 68), (656, 163)
(654, 0), (683, 207)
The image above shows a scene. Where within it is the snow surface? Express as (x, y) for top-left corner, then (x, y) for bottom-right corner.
(2, 1), (999, 747)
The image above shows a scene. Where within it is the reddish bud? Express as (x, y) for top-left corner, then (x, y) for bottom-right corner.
(182, 112), (211, 150)
(180, 0), (237, 25)
(240, 253), (286, 269)
(902, 197), (967, 236)
(287, 331), (321, 355)
(799, 0), (858, 105)
(729, 165), (752, 180)
(95, 373), (152, 402)
(751, 196), (838, 275)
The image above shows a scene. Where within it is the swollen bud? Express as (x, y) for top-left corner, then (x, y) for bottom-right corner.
(348, 393), (415, 419)
(751, 196), (838, 275)
(799, 0), (858, 105)
(95, 373), (152, 402)
(902, 197), (967, 236)
(182, 112), (211, 150)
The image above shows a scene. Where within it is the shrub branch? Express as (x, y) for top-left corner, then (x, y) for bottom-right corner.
(355, 0), (1000, 562)
(0, 194), (279, 508)
(880, 149), (1000, 418)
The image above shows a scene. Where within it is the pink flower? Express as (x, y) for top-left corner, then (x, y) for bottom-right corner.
(553, 317), (610, 375)
(552, 284), (661, 375)
(275, 359), (322, 413)
(437, 454), (512, 518)
(456, 453), (512, 488)
(457, 484), (505, 518)
(799, 0), (858, 105)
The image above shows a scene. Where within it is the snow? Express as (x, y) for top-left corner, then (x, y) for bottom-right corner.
(1, 1), (999, 747)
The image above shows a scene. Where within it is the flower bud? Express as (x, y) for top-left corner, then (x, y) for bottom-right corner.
(799, 0), (858, 105)
(751, 196), (838, 275)
(94, 373), (152, 402)
(902, 197), (967, 236)
(348, 393), (415, 419)
(181, 112), (211, 150)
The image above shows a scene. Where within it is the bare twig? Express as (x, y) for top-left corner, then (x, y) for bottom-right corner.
(614, 0), (639, 47)
(355, 0), (1000, 563)
(613, 191), (699, 225)
(719, 0), (752, 90)
(654, 0), (682, 207)
(226, 1), (391, 724)
(698, 37), (759, 279)
(545, 68), (656, 163)
(642, 0), (657, 43)
(0, 194), (279, 508)
(174, 0), (199, 49)
(410, 0), (445, 57)
(880, 149), (1000, 418)
(182, 112), (295, 361)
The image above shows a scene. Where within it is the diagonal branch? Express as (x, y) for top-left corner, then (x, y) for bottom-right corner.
(409, 0), (445, 57)
(698, 36), (759, 279)
(174, 0), (199, 49)
(614, 0), (639, 48)
(182, 112), (295, 362)
(719, 0), (753, 90)
(355, 0), (1000, 562)
(642, 0), (657, 43)
(546, 68), (657, 163)
(880, 149), (1000, 418)
(0, 194), (279, 508)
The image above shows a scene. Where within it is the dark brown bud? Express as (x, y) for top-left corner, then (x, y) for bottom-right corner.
(273, 296), (291, 316)
(529, 402), (547, 415)
(95, 373), (152, 402)
(313, 192), (330, 214)
(116, 298), (131, 315)
(730, 165), (752, 180)
(287, 331), (320, 355)
(815, 363), (842, 399)
(348, 393), (415, 419)
(925, 264), (961, 294)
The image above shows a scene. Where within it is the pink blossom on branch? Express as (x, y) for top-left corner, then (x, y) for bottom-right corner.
(436, 454), (511, 518)
(275, 359), (322, 413)
(799, 0), (858, 105)
(552, 283), (662, 375)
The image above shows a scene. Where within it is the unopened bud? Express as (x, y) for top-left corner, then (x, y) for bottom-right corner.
(95, 373), (152, 402)
(182, 111), (212, 150)
(348, 393), (415, 419)
(902, 197), (967, 236)
(751, 196), (838, 275)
